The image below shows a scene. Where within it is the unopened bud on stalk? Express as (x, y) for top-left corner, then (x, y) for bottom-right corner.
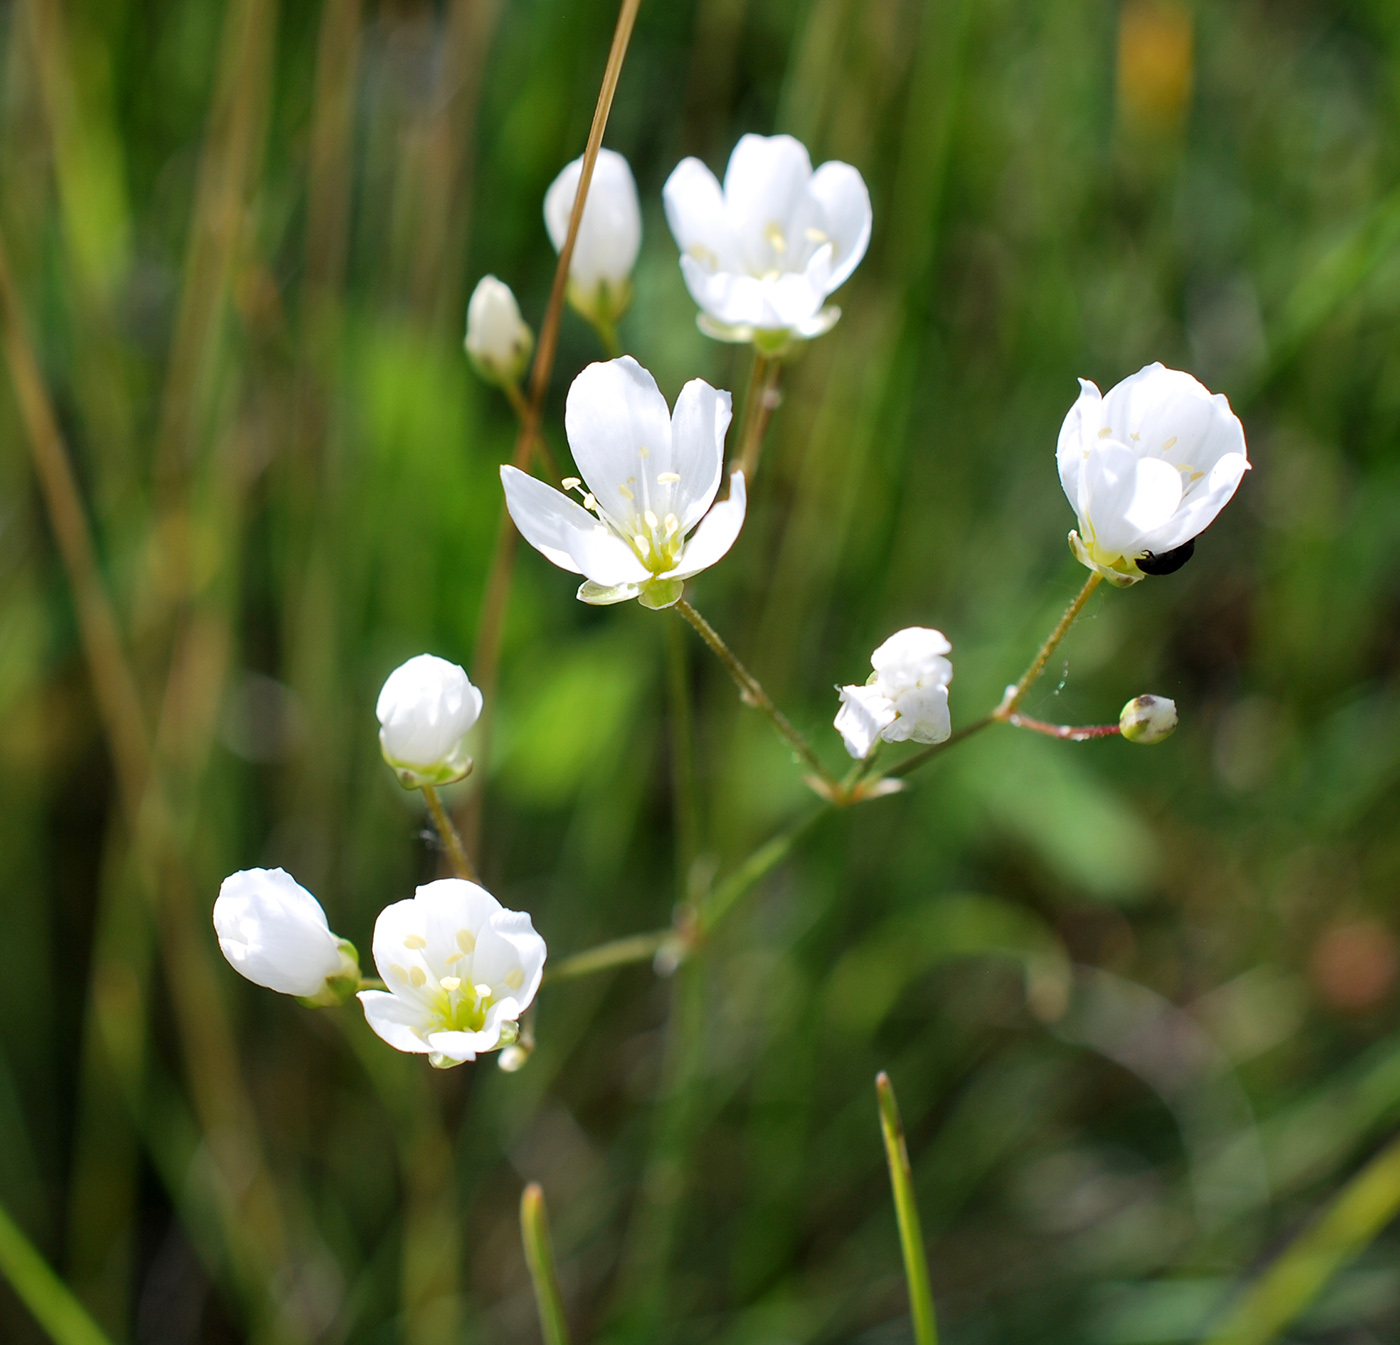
(1120, 694), (1178, 744)
(377, 654), (482, 788)
(214, 868), (360, 1004)
(465, 276), (533, 386)
(544, 148), (641, 333)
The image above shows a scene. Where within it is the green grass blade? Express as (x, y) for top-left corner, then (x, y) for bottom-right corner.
(876, 1072), (938, 1345)
(1203, 1130), (1400, 1345)
(521, 1182), (570, 1345)
(0, 1198), (113, 1345)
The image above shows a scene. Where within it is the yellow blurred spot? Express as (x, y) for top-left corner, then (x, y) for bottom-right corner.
(505, 968), (524, 990)
(456, 929), (476, 953)
(409, 966), (427, 987)
(1117, 0), (1194, 138)
(402, 933), (426, 949)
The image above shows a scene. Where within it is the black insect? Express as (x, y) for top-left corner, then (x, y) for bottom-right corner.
(1136, 539), (1195, 576)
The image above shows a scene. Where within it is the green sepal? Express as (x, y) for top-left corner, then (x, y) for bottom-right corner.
(638, 578), (685, 610)
(1068, 530), (1142, 587)
(578, 579), (639, 605)
(382, 741), (474, 790)
(296, 938), (362, 1008)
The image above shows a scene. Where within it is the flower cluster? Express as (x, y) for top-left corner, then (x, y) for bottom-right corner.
(835, 628), (954, 759)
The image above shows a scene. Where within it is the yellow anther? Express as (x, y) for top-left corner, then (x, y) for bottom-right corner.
(664, 512), (679, 534)
(644, 510), (659, 530)
(1162, 436), (1178, 451)
(1097, 427), (1113, 438)
(639, 445), (650, 459)
(634, 534), (650, 552)
(657, 471), (681, 484)
(440, 976), (462, 992)
(456, 929), (476, 954)
(562, 476), (581, 490)
(583, 493), (596, 510)
(390, 963), (409, 981)
(403, 933), (427, 950)
(505, 968), (525, 990)
(618, 483), (634, 500)
(445, 951), (464, 964)
(1131, 432), (1141, 440)
(805, 226), (829, 244)
(409, 966), (427, 988)
(474, 983), (492, 1000)
(765, 222), (787, 253)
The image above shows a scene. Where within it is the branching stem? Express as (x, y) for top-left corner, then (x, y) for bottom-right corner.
(995, 571), (1102, 720)
(735, 352), (782, 481)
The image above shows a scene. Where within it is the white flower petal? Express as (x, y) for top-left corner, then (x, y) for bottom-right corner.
(501, 466), (651, 586)
(835, 684), (896, 760)
(472, 910), (546, 1007)
(668, 379), (731, 528)
(807, 160), (872, 292)
(359, 990), (432, 1053)
(376, 654), (482, 773)
(1137, 450), (1250, 555)
(882, 683), (950, 745)
(1082, 443), (1182, 558)
(662, 157), (738, 273)
(665, 471), (747, 580)
(723, 134), (815, 271)
(564, 357), (675, 524)
(214, 868), (344, 997)
(1056, 377), (1102, 512)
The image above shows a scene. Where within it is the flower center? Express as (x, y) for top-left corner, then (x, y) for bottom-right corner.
(564, 465), (687, 574)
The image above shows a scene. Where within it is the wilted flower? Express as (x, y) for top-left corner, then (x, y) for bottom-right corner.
(835, 627), (953, 759)
(1058, 363), (1249, 586)
(214, 868), (359, 1003)
(1120, 694), (1178, 744)
(465, 276), (533, 386)
(377, 654), (483, 788)
(501, 356), (745, 610)
(544, 147), (641, 331)
(357, 879), (546, 1068)
(663, 133), (872, 349)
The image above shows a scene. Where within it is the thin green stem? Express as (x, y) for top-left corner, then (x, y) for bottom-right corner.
(734, 351), (782, 481)
(1202, 1130), (1400, 1345)
(1007, 713), (1120, 741)
(0, 1199), (114, 1345)
(665, 618), (700, 895)
(546, 931), (672, 983)
(422, 784), (476, 882)
(699, 804), (825, 934)
(521, 1184), (570, 1345)
(888, 716), (995, 779)
(591, 313), (621, 359)
(876, 1072), (939, 1345)
(674, 598), (836, 788)
(996, 571), (1103, 721)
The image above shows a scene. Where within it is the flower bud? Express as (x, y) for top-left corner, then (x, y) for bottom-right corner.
(834, 628), (953, 759)
(465, 276), (533, 386)
(214, 868), (359, 1002)
(544, 148), (641, 330)
(1120, 694), (1178, 744)
(377, 654), (483, 788)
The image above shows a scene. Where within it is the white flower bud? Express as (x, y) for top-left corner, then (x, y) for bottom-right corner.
(1120, 694), (1178, 744)
(465, 276), (533, 386)
(834, 628), (953, 759)
(376, 654), (483, 788)
(544, 148), (641, 328)
(214, 868), (359, 1001)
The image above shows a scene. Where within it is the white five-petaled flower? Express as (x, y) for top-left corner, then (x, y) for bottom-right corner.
(377, 654), (483, 788)
(465, 276), (533, 387)
(214, 868), (359, 1002)
(501, 356), (745, 610)
(1058, 363), (1250, 586)
(834, 628), (953, 760)
(544, 147), (642, 329)
(357, 879), (546, 1069)
(663, 133), (872, 348)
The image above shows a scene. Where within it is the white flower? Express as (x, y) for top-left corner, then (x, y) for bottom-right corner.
(214, 868), (358, 1002)
(501, 355), (745, 610)
(465, 276), (533, 386)
(357, 878), (546, 1068)
(1058, 363), (1250, 586)
(544, 148), (642, 328)
(376, 654), (483, 788)
(663, 133), (872, 348)
(835, 628), (953, 759)
(1120, 694), (1178, 744)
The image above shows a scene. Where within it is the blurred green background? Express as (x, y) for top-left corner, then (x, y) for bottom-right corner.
(3, 0), (1400, 1342)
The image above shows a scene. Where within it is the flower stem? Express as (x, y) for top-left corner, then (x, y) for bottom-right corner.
(665, 619), (701, 894)
(1007, 714), (1120, 741)
(995, 571), (1103, 721)
(545, 930), (673, 983)
(422, 784), (476, 882)
(520, 1184), (571, 1345)
(734, 351), (783, 481)
(674, 598), (836, 788)
(462, 0), (642, 862)
(876, 1072), (939, 1345)
(887, 716), (996, 779)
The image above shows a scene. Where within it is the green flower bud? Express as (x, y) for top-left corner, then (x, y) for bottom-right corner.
(1120, 694), (1178, 744)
